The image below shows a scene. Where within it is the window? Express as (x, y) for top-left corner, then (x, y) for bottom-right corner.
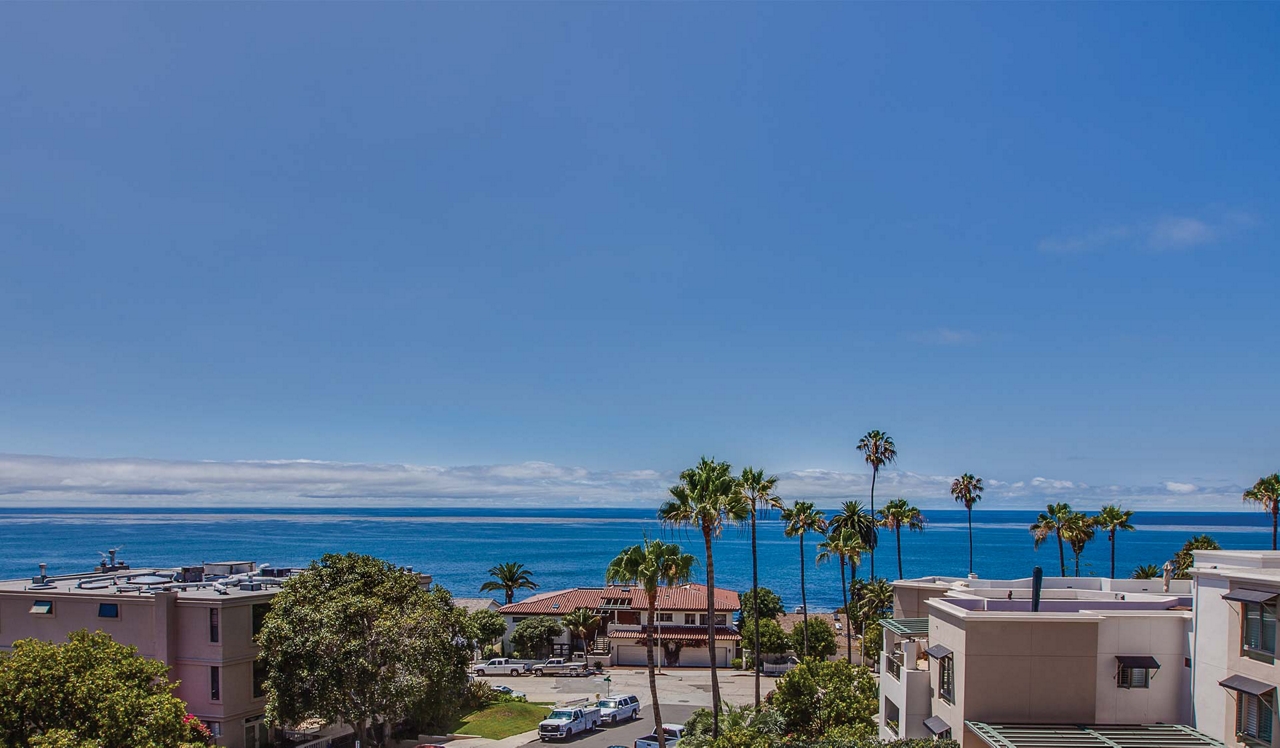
(97, 603), (119, 619)
(253, 659), (268, 698)
(684, 613), (697, 625)
(657, 613), (673, 622)
(29, 600), (53, 615)
(205, 722), (222, 739)
(1237, 692), (1274, 744)
(884, 698), (900, 737)
(939, 654), (955, 704)
(210, 666), (221, 701)
(698, 614), (728, 626)
(1243, 601), (1277, 662)
(210, 608), (220, 643)
(251, 603), (271, 638)
(1118, 665), (1150, 689)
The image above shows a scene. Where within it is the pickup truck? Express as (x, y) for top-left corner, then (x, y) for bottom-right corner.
(597, 694), (641, 724)
(635, 724), (685, 748)
(531, 657), (590, 676)
(538, 707), (600, 740)
(472, 658), (530, 676)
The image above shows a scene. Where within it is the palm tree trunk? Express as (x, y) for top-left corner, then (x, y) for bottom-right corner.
(1075, 552), (1080, 577)
(702, 527), (721, 738)
(839, 556), (851, 664)
(647, 596), (665, 748)
(1057, 533), (1066, 577)
(1272, 506), (1278, 551)
(967, 506), (974, 576)
(869, 468), (877, 580)
(896, 525), (904, 580)
(799, 532), (809, 658)
(1110, 530), (1117, 579)
(750, 508), (761, 709)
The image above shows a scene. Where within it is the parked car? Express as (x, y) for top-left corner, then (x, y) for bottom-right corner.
(538, 707), (601, 740)
(635, 724), (685, 748)
(493, 684), (527, 700)
(472, 657), (530, 676)
(532, 657), (589, 676)
(597, 695), (641, 724)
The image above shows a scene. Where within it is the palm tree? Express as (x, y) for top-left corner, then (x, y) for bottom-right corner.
(1030, 503), (1074, 576)
(606, 540), (696, 748)
(876, 499), (925, 581)
(738, 466), (782, 708)
(781, 500), (826, 658)
(479, 562), (539, 604)
(857, 577), (895, 664)
(562, 607), (601, 662)
(1244, 473), (1280, 551)
(1171, 534), (1222, 578)
(817, 527), (864, 664)
(1132, 564), (1161, 580)
(1094, 505), (1136, 578)
(829, 500), (878, 581)
(1060, 511), (1096, 577)
(949, 474), (984, 576)
(659, 457), (748, 737)
(856, 431), (897, 580)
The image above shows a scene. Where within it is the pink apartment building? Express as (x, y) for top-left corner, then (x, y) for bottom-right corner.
(0, 556), (290, 748)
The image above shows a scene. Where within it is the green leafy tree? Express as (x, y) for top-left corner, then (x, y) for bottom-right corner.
(737, 587), (784, 622)
(1172, 534), (1222, 579)
(856, 431), (897, 579)
(781, 500), (827, 658)
(0, 630), (209, 748)
(738, 466), (783, 708)
(771, 659), (878, 739)
(479, 562), (539, 605)
(561, 607), (602, 662)
(829, 500), (878, 572)
(1244, 473), (1280, 551)
(606, 538), (696, 748)
(257, 553), (471, 747)
(791, 618), (838, 659)
(1061, 511), (1096, 577)
(467, 608), (509, 654)
(817, 528), (866, 663)
(510, 616), (564, 659)
(1094, 505), (1135, 578)
(1132, 564), (1162, 580)
(949, 473), (983, 576)
(876, 499), (925, 580)
(860, 620), (885, 667)
(660, 457), (748, 738)
(739, 618), (792, 663)
(1030, 502), (1073, 576)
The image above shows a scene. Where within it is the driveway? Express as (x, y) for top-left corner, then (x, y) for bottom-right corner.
(516, 705), (697, 748)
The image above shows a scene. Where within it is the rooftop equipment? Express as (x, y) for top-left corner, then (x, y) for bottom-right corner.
(1031, 566), (1043, 612)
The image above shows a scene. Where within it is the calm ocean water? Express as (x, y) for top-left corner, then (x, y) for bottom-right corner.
(0, 507), (1271, 612)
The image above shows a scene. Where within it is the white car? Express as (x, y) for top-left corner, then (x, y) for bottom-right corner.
(635, 724), (685, 748)
(597, 695), (640, 724)
(538, 707), (601, 741)
(493, 684), (527, 700)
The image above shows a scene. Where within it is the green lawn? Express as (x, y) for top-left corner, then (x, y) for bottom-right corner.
(451, 701), (553, 740)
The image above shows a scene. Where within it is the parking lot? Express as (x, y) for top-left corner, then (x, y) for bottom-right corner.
(515, 705), (697, 748)
(476, 668), (776, 709)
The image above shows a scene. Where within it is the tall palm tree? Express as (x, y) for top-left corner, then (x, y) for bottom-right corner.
(737, 466), (782, 708)
(562, 607), (601, 663)
(856, 431), (897, 580)
(1094, 505), (1136, 578)
(1244, 473), (1280, 551)
(781, 500), (826, 658)
(1030, 502), (1074, 576)
(857, 576), (895, 665)
(479, 562), (539, 604)
(877, 499), (926, 580)
(949, 474), (984, 576)
(659, 457), (747, 737)
(817, 527), (864, 664)
(606, 540), (695, 748)
(1132, 563), (1161, 580)
(829, 501), (878, 581)
(1061, 511), (1096, 577)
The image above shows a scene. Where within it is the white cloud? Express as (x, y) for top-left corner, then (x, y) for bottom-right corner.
(0, 453), (1251, 511)
(909, 327), (979, 346)
(1038, 210), (1257, 254)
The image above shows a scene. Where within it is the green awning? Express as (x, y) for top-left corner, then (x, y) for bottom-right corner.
(881, 617), (929, 637)
(965, 722), (1225, 748)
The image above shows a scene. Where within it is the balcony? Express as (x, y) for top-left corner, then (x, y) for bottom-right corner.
(879, 644), (933, 741)
(886, 653), (903, 681)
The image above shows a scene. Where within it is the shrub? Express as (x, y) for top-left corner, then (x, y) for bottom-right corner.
(731, 658), (743, 670)
(772, 659), (877, 739)
(510, 616), (564, 659)
(791, 619), (838, 659)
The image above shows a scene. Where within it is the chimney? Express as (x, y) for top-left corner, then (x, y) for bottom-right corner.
(38, 563), (48, 584)
(1031, 566), (1043, 612)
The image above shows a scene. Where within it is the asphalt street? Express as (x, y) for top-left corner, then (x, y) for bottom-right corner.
(517, 705), (697, 748)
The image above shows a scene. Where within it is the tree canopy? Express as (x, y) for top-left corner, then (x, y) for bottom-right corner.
(468, 609), (509, 652)
(770, 659), (879, 739)
(790, 619), (838, 660)
(740, 617), (791, 658)
(738, 587), (785, 621)
(0, 630), (209, 748)
(510, 616), (564, 659)
(256, 553), (471, 747)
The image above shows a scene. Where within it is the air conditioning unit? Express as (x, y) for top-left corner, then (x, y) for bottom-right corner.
(239, 582), (264, 592)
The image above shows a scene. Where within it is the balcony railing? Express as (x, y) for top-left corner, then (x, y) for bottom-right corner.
(886, 654), (903, 681)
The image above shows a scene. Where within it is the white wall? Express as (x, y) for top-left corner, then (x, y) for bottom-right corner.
(1191, 575), (1232, 741)
(1094, 613), (1191, 725)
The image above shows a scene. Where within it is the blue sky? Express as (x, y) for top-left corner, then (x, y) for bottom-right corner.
(0, 4), (1277, 509)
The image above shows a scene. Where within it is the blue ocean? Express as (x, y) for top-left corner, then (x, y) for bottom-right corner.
(0, 507), (1271, 611)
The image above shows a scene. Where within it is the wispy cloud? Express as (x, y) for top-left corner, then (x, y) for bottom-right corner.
(0, 453), (1249, 511)
(909, 327), (979, 346)
(1038, 210), (1257, 254)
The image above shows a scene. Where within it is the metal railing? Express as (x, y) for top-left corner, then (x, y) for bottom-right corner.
(886, 654), (903, 681)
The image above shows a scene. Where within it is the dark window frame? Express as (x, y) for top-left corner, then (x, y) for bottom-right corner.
(1236, 691), (1275, 745)
(97, 603), (119, 619)
(939, 654), (955, 704)
(251, 603), (271, 639)
(1117, 664), (1151, 689)
(210, 608), (220, 643)
(210, 666), (221, 701)
(1242, 601), (1277, 663)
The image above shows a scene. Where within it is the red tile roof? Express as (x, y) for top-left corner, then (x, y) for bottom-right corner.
(609, 625), (741, 642)
(498, 584), (740, 615)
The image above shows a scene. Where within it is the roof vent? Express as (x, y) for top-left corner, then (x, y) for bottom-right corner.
(551, 603), (560, 610)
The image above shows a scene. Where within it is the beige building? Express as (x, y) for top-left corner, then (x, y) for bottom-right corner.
(0, 556), (289, 748)
(879, 574), (1203, 747)
(1191, 550), (1280, 748)
(497, 583), (740, 667)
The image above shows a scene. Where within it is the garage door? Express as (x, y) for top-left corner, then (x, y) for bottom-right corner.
(679, 647), (711, 667)
(615, 645), (648, 667)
